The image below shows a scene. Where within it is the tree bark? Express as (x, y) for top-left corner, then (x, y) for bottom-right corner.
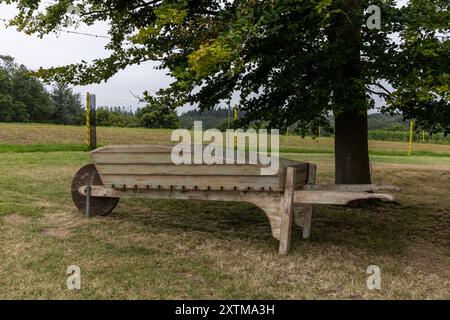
(335, 110), (371, 184)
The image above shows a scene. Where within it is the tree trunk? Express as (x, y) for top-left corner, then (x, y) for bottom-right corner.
(329, 0), (371, 184)
(335, 110), (371, 184)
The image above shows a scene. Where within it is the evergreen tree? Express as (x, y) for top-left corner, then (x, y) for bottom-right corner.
(50, 83), (83, 125)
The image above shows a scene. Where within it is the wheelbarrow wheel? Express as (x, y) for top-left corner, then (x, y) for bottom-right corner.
(71, 164), (119, 216)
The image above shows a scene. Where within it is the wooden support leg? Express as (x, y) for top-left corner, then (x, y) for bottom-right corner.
(302, 163), (316, 239)
(293, 204), (312, 239)
(294, 204), (305, 227)
(279, 167), (295, 255)
(302, 205), (312, 239)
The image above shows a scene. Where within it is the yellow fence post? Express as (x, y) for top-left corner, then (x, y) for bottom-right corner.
(408, 120), (414, 156)
(86, 92), (90, 149)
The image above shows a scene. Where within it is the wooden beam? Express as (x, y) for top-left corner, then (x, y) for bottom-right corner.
(294, 190), (395, 205)
(98, 174), (282, 191)
(302, 184), (401, 192)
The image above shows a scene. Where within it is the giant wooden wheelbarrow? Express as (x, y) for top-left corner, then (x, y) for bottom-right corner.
(71, 145), (398, 254)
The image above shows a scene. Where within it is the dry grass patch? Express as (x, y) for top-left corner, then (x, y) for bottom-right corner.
(3, 213), (31, 225)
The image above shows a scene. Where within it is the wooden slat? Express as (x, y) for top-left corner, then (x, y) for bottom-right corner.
(91, 145), (173, 154)
(92, 145), (306, 169)
(81, 185), (284, 202)
(101, 184), (284, 192)
(294, 190), (395, 205)
(92, 145), (259, 161)
(92, 152), (175, 164)
(92, 152), (287, 169)
(95, 163), (280, 176)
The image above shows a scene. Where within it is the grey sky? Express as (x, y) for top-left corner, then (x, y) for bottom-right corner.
(0, 4), (172, 110)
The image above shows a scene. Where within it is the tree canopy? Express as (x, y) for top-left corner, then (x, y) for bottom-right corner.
(5, 0), (446, 132)
(2, 0), (448, 183)
(136, 95), (180, 129)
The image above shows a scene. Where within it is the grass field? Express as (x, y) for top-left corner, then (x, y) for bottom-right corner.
(2, 122), (450, 157)
(0, 123), (449, 299)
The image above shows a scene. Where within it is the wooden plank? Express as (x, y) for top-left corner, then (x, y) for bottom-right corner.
(100, 174), (282, 190)
(91, 145), (173, 154)
(301, 184), (401, 192)
(294, 190), (395, 205)
(92, 152), (294, 172)
(92, 152), (176, 164)
(95, 163), (280, 176)
(92, 145), (261, 163)
(81, 185), (283, 201)
(279, 167), (296, 255)
(103, 184), (284, 192)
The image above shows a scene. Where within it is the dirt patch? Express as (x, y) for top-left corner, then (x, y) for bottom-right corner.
(2, 214), (30, 225)
(404, 244), (450, 279)
(40, 209), (83, 228)
(44, 227), (72, 239)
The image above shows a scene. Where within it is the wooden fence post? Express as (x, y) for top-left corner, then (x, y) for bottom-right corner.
(86, 92), (97, 150)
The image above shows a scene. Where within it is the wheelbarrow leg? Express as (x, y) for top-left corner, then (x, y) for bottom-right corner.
(302, 163), (316, 239)
(293, 204), (312, 239)
(302, 205), (312, 239)
(279, 167), (295, 255)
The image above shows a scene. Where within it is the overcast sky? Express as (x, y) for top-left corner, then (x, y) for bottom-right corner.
(0, 1), (409, 112)
(0, 4), (174, 110)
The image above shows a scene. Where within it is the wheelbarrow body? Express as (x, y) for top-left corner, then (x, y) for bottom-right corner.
(72, 145), (397, 254)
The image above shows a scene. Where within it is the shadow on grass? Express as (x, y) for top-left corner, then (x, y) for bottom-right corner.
(99, 198), (423, 256)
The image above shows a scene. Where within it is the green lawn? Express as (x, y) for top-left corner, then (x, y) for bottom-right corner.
(0, 149), (449, 299)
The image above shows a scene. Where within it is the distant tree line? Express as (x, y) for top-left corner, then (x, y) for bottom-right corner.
(96, 96), (180, 129)
(179, 108), (231, 130)
(0, 55), (181, 129)
(0, 55), (420, 132)
(0, 55), (84, 124)
(179, 109), (413, 132)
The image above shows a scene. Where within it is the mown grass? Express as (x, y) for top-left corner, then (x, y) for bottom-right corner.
(0, 150), (449, 299)
(0, 143), (89, 153)
(0, 123), (449, 299)
(2, 123), (450, 157)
